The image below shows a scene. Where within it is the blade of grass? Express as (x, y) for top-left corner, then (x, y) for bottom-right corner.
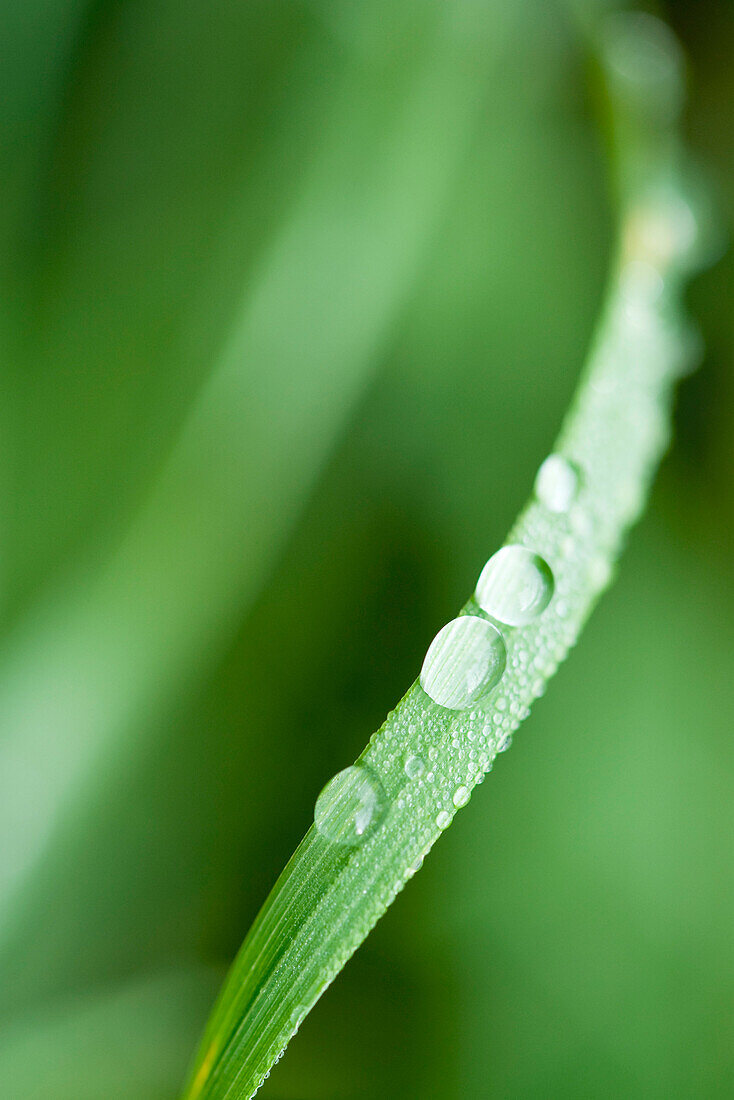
(0, 969), (219, 1100)
(0, 0), (96, 611)
(182, 12), (718, 1099)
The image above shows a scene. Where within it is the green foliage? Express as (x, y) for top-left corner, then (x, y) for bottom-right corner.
(0, 2), (732, 1099)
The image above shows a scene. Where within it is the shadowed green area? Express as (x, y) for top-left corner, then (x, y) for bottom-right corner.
(0, 1), (732, 1097)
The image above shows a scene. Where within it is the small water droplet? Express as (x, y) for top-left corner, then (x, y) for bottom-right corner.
(436, 810), (452, 830)
(453, 785), (471, 808)
(404, 754), (425, 780)
(476, 546), (555, 626)
(589, 556), (613, 590)
(535, 454), (580, 513)
(496, 732), (513, 753)
(314, 765), (386, 846)
(420, 616), (507, 710)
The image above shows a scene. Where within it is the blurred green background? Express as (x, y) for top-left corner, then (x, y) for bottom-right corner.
(0, 1), (732, 1096)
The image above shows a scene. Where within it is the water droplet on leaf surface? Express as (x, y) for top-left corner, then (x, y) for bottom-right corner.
(476, 546), (554, 626)
(404, 754), (425, 780)
(453, 785), (470, 808)
(420, 616), (506, 710)
(314, 765), (385, 846)
(535, 454), (579, 513)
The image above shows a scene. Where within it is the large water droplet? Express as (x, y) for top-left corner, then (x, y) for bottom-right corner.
(420, 616), (506, 710)
(314, 765), (385, 846)
(436, 810), (452, 830)
(452, 785), (470, 808)
(475, 546), (554, 626)
(404, 754), (425, 780)
(535, 454), (579, 513)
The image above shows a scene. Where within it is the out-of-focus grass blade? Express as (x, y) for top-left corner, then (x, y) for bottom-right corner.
(0, 0), (95, 601)
(4, 1), (333, 613)
(0, 969), (219, 1100)
(0, 1), (498, 1000)
(0, 0), (93, 261)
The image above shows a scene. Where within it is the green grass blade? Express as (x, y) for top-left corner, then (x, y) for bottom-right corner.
(182, 13), (717, 1100)
(0, 969), (219, 1100)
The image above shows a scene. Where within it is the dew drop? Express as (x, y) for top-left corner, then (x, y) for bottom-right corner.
(404, 753), (425, 780)
(436, 810), (452, 830)
(476, 546), (555, 626)
(420, 616), (506, 710)
(453, 785), (471, 808)
(314, 765), (385, 846)
(535, 454), (580, 513)
(496, 732), (513, 753)
(589, 556), (613, 590)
